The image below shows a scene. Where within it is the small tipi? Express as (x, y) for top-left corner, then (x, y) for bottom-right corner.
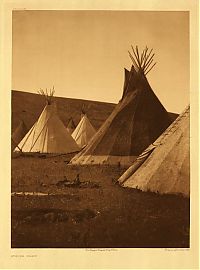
(72, 112), (96, 148)
(14, 88), (80, 154)
(66, 117), (76, 134)
(71, 46), (172, 166)
(11, 120), (27, 152)
(117, 106), (190, 197)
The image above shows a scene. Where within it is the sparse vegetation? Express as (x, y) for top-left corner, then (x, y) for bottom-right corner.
(11, 155), (189, 248)
(11, 91), (187, 248)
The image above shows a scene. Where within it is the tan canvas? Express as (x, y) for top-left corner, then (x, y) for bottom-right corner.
(118, 106), (190, 197)
(71, 60), (173, 167)
(72, 114), (96, 148)
(15, 103), (80, 153)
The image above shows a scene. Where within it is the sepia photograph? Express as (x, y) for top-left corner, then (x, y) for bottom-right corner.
(0, 1), (198, 268)
(11, 9), (191, 249)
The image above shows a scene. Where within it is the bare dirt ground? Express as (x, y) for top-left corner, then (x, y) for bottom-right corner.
(11, 154), (189, 248)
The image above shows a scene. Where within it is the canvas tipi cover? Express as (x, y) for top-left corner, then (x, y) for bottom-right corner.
(66, 118), (76, 134)
(71, 47), (172, 166)
(15, 101), (80, 154)
(11, 120), (27, 152)
(118, 106), (190, 197)
(72, 114), (96, 148)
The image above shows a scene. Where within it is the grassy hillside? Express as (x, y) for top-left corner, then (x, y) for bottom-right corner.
(11, 90), (116, 132)
(12, 90), (178, 133)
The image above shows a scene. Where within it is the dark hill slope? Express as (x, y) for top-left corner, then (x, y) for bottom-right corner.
(11, 90), (178, 133)
(11, 90), (116, 132)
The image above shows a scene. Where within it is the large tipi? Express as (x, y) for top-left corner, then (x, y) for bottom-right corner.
(66, 117), (76, 134)
(117, 106), (190, 197)
(11, 120), (27, 152)
(72, 112), (96, 148)
(71, 46), (172, 166)
(14, 88), (80, 154)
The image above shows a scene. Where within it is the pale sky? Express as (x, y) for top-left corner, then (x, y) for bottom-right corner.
(12, 10), (189, 113)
